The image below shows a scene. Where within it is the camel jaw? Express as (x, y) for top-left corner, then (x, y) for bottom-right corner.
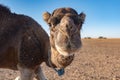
(47, 47), (74, 68)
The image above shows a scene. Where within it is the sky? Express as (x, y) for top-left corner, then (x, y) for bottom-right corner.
(0, 0), (120, 38)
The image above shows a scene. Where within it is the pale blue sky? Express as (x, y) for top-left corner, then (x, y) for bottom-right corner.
(0, 0), (120, 38)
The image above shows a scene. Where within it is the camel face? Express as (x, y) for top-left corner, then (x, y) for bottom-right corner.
(54, 16), (81, 55)
(43, 8), (86, 56)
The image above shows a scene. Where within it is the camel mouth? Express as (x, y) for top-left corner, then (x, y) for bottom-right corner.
(55, 44), (81, 56)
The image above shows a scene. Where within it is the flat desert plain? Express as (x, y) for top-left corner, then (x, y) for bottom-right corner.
(0, 39), (120, 80)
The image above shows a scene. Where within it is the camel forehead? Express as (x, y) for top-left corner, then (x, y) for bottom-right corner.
(49, 8), (79, 26)
(52, 8), (78, 16)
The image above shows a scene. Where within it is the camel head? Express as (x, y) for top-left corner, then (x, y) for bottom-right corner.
(43, 8), (86, 69)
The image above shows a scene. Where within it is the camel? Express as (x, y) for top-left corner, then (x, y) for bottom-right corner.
(0, 4), (86, 80)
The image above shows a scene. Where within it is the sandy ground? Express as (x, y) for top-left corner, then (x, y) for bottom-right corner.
(0, 39), (120, 80)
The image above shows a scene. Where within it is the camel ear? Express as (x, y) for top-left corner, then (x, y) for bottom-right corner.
(78, 12), (86, 23)
(43, 12), (51, 23)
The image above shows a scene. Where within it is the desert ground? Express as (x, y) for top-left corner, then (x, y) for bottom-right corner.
(0, 39), (120, 80)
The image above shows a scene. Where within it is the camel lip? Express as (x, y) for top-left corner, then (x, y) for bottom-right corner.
(55, 44), (81, 56)
(55, 45), (74, 56)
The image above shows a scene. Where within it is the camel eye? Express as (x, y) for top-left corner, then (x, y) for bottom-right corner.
(48, 23), (51, 27)
(73, 17), (79, 25)
(51, 17), (60, 26)
(55, 18), (60, 24)
(70, 16), (79, 25)
(74, 18), (79, 25)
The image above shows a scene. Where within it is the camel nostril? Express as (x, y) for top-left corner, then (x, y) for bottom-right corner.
(70, 26), (72, 30)
(66, 41), (71, 49)
(66, 24), (69, 29)
(67, 44), (71, 49)
(66, 25), (72, 30)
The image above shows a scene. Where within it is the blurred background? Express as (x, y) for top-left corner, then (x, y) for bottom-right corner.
(0, 0), (120, 38)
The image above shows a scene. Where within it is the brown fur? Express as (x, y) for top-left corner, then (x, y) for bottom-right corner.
(0, 5), (49, 70)
(0, 5), (86, 79)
